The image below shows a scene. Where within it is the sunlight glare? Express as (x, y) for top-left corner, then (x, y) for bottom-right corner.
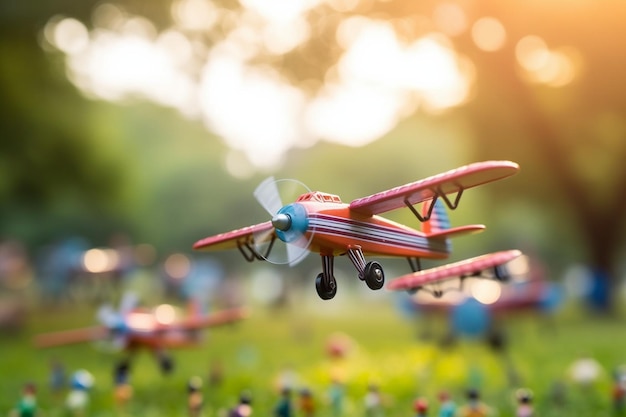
(517, 36), (580, 87)
(50, 18), (89, 55)
(471, 17), (506, 52)
(432, 3), (467, 37)
(43, 2), (473, 170)
(172, 0), (219, 32)
(306, 81), (404, 146)
(92, 3), (126, 30)
(516, 35), (550, 72)
(199, 55), (309, 168)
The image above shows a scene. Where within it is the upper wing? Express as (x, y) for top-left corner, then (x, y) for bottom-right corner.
(163, 307), (248, 331)
(387, 250), (522, 291)
(349, 160), (519, 216)
(193, 221), (274, 251)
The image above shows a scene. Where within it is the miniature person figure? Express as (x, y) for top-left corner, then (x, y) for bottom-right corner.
(328, 378), (345, 417)
(437, 391), (456, 417)
(414, 397), (428, 417)
(187, 376), (203, 417)
(49, 359), (67, 398)
(230, 391), (253, 417)
(458, 389), (492, 417)
(12, 383), (37, 417)
(113, 360), (133, 412)
(515, 389), (533, 417)
(613, 367), (626, 416)
(298, 387), (316, 417)
(274, 387), (293, 417)
(66, 369), (94, 417)
(364, 384), (383, 417)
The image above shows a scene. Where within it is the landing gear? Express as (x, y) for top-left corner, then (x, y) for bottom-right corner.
(315, 255), (337, 300)
(315, 273), (337, 300)
(363, 261), (384, 290)
(313, 247), (385, 300)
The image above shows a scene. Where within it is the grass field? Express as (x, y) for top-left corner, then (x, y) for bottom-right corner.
(2, 290), (625, 417)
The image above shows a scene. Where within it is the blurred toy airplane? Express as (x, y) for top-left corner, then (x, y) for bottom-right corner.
(34, 293), (247, 373)
(399, 261), (563, 348)
(194, 160), (521, 300)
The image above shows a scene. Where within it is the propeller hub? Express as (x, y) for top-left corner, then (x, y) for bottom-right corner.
(272, 213), (292, 231)
(274, 203), (309, 243)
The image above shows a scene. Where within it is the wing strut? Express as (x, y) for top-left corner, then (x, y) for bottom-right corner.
(236, 235), (277, 262)
(407, 257), (422, 273)
(403, 187), (464, 222)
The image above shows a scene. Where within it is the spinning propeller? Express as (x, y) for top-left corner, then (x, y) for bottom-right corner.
(252, 177), (315, 266)
(94, 291), (139, 351)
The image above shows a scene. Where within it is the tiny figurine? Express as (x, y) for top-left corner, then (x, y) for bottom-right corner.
(11, 382), (38, 417)
(193, 161), (521, 300)
(49, 358), (67, 397)
(328, 378), (345, 417)
(458, 388), (492, 417)
(613, 366), (626, 415)
(414, 397), (428, 417)
(66, 369), (94, 417)
(34, 292), (247, 374)
(113, 360), (133, 412)
(274, 387), (293, 417)
(208, 359), (224, 387)
(364, 384), (383, 417)
(298, 387), (316, 417)
(515, 388), (533, 417)
(187, 376), (203, 417)
(229, 391), (253, 417)
(437, 391), (456, 417)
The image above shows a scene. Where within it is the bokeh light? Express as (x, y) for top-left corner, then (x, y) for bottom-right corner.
(164, 253), (191, 280)
(471, 17), (506, 52)
(41, 3), (473, 170)
(470, 280), (502, 305)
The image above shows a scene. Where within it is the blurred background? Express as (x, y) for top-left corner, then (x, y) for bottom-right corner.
(2, 0), (626, 414)
(2, 0), (626, 311)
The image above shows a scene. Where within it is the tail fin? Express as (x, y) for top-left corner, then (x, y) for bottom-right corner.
(421, 199), (450, 235)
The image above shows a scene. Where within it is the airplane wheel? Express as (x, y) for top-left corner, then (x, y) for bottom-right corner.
(364, 261), (384, 290)
(315, 273), (337, 300)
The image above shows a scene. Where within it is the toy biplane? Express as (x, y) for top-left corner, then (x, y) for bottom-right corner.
(194, 161), (521, 300)
(34, 293), (247, 373)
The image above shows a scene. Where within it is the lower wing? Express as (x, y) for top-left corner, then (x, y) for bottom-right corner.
(193, 222), (274, 251)
(387, 250), (522, 292)
(34, 326), (109, 348)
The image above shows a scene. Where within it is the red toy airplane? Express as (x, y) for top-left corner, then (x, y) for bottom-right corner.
(194, 161), (521, 300)
(34, 293), (247, 372)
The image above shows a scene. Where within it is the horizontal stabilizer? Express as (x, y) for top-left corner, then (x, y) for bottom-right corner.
(426, 224), (485, 239)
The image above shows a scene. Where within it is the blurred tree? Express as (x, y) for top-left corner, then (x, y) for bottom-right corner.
(453, 1), (626, 312)
(0, 31), (134, 248)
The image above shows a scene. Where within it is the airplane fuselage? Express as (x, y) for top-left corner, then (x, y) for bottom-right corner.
(288, 200), (451, 259)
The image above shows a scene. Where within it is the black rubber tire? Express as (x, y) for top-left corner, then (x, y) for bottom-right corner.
(364, 261), (385, 290)
(315, 273), (337, 300)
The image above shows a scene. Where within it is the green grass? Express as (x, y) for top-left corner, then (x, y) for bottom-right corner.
(2, 294), (625, 417)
